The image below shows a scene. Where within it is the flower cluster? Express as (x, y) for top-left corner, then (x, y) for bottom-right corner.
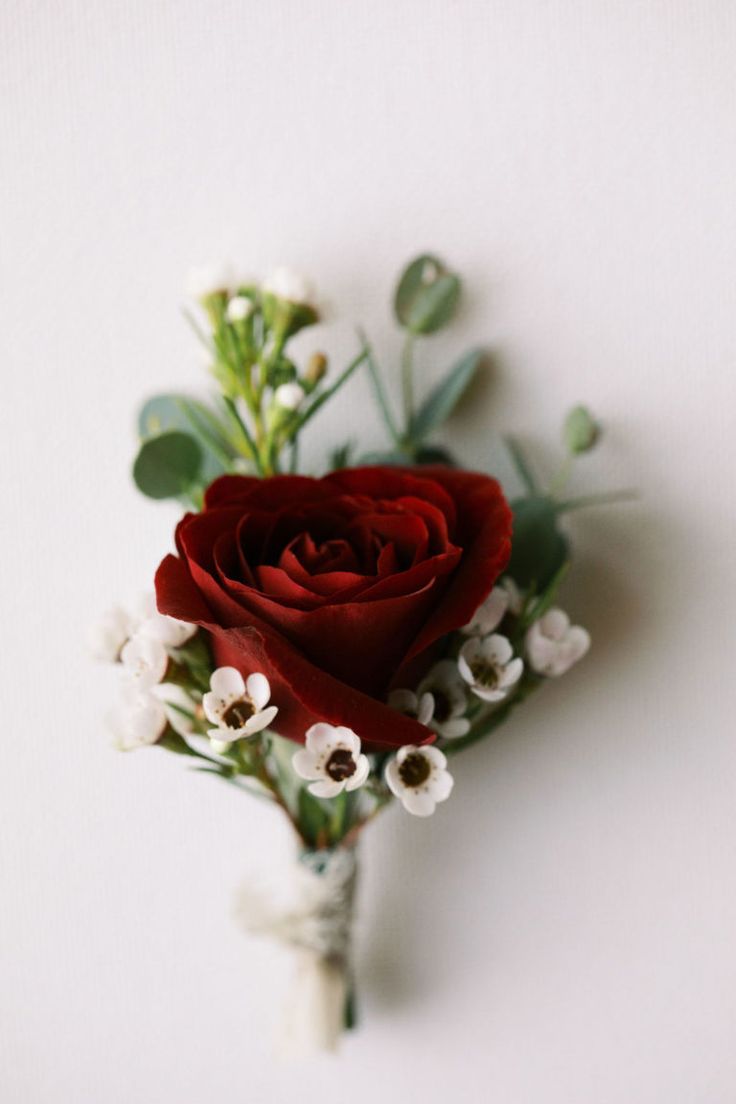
(91, 594), (199, 751)
(97, 251), (626, 1051)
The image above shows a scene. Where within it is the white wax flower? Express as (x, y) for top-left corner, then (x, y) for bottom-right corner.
(292, 724), (370, 799)
(385, 745), (454, 817)
(264, 266), (317, 307)
(109, 694), (167, 751)
(203, 666), (278, 753)
(462, 585), (509, 636)
(186, 262), (234, 300)
(458, 634), (523, 703)
(120, 632), (168, 691)
(525, 608), (590, 677)
(139, 610), (197, 648)
(274, 382), (305, 411)
(226, 295), (254, 323)
(387, 689), (434, 727)
(416, 659), (471, 739)
(88, 605), (134, 662)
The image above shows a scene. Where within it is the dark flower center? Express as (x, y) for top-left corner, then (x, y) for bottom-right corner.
(432, 690), (452, 723)
(398, 751), (431, 788)
(325, 748), (357, 781)
(471, 661), (498, 688)
(223, 699), (255, 729)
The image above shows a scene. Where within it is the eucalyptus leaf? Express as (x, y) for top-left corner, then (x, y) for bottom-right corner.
(410, 349), (481, 441)
(138, 393), (233, 480)
(507, 496), (569, 589)
(394, 254), (461, 335)
(132, 431), (202, 501)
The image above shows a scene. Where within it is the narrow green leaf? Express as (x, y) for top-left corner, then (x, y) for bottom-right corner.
(291, 347), (368, 434)
(132, 431), (202, 500)
(410, 349), (481, 441)
(504, 436), (538, 494)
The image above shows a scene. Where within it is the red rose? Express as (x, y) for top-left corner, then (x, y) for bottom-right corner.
(155, 467), (511, 749)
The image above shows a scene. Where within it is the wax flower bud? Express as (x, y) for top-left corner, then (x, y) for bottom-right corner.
(305, 352), (328, 388)
(563, 405), (599, 455)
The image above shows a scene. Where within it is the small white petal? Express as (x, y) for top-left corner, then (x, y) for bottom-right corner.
(540, 608), (571, 641)
(422, 746), (447, 770)
(401, 790), (437, 817)
(498, 656), (524, 688)
(246, 672), (271, 711)
(210, 666), (246, 699)
(305, 723), (339, 756)
(110, 695), (166, 750)
(140, 612), (196, 647)
(436, 717), (470, 740)
(345, 754), (370, 791)
(186, 261), (234, 299)
(384, 759), (404, 797)
(463, 587), (508, 635)
(309, 778), (344, 799)
(120, 634), (168, 689)
(333, 727), (361, 756)
(416, 692), (435, 727)
(292, 749), (321, 781)
(243, 705), (278, 735)
(88, 606), (132, 661)
(202, 691), (222, 725)
(483, 633), (513, 665)
(470, 684), (508, 704)
(428, 769), (454, 803)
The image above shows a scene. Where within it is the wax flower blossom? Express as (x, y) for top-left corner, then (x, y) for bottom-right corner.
(416, 660), (471, 739)
(385, 745), (454, 817)
(292, 724), (370, 799)
(99, 251), (622, 1053)
(525, 608), (591, 677)
(203, 667), (279, 753)
(458, 633), (524, 703)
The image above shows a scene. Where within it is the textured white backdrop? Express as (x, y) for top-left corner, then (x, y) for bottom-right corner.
(2, 2), (735, 1101)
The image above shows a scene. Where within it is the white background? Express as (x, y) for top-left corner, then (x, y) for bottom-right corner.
(2, 2), (735, 1101)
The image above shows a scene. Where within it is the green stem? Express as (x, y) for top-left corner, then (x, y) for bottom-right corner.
(359, 330), (401, 445)
(401, 333), (415, 430)
(222, 396), (260, 471)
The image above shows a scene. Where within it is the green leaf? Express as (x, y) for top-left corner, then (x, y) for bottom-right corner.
(394, 254), (461, 335)
(414, 444), (457, 466)
(410, 349), (481, 440)
(138, 394), (233, 480)
(504, 436), (538, 494)
(507, 496), (569, 589)
(132, 431), (202, 500)
(297, 787), (330, 849)
(357, 450), (407, 466)
(329, 442), (354, 470)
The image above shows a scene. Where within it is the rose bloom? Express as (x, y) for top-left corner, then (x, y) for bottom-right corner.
(155, 467), (511, 749)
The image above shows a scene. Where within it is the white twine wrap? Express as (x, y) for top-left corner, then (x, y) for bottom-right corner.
(235, 847), (358, 1056)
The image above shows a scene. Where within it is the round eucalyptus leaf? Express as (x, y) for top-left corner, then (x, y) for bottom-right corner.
(394, 254), (461, 335)
(133, 431), (202, 500)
